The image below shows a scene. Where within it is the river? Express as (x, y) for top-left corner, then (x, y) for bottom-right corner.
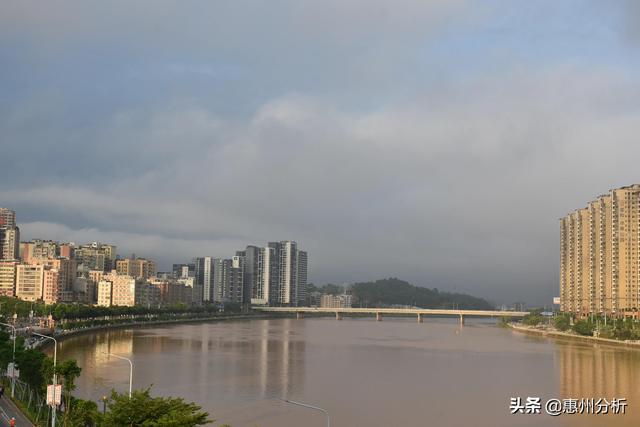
(51, 317), (640, 426)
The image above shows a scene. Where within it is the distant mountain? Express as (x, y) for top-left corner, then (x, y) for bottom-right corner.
(349, 278), (494, 310)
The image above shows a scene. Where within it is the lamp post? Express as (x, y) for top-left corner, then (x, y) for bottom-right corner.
(280, 399), (330, 427)
(0, 322), (16, 397)
(32, 332), (57, 427)
(104, 353), (133, 398)
(101, 395), (108, 415)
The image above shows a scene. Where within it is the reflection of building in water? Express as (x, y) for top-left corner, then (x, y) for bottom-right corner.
(94, 330), (134, 361)
(558, 343), (640, 401)
(251, 319), (305, 399)
(55, 329), (135, 394)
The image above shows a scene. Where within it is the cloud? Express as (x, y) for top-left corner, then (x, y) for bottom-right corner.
(0, 0), (473, 53)
(1, 1), (639, 306)
(4, 62), (640, 306)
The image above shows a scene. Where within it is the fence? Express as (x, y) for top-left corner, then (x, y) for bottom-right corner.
(1, 369), (54, 426)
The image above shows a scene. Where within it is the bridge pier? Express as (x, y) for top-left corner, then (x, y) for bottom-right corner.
(417, 313), (423, 323)
(335, 312), (343, 321)
(376, 312), (383, 321)
(296, 312), (304, 320)
(459, 314), (465, 326)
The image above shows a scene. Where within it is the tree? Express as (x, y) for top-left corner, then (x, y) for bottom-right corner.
(15, 347), (47, 390)
(56, 359), (82, 426)
(553, 315), (571, 331)
(522, 312), (544, 326)
(67, 398), (100, 427)
(102, 388), (211, 427)
(350, 278), (493, 309)
(573, 320), (594, 336)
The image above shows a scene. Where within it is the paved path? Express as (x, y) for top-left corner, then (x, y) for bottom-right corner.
(0, 395), (33, 427)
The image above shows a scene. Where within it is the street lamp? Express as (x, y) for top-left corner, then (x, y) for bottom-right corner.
(0, 322), (17, 397)
(101, 395), (108, 415)
(103, 353), (133, 398)
(32, 332), (57, 427)
(280, 398), (331, 427)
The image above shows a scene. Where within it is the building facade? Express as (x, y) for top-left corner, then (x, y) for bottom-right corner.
(0, 226), (19, 261)
(320, 293), (353, 309)
(194, 256), (213, 303)
(97, 272), (138, 307)
(115, 257), (156, 280)
(0, 261), (17, 297)
(75, 242), (117, 271)
(0, 208), (16, 228)
(16, 264), (46, 301)
(560, 184), (640, 317)
(20, 240), (60, 262)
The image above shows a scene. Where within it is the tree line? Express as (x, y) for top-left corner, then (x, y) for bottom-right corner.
(311, 278), (494, 310)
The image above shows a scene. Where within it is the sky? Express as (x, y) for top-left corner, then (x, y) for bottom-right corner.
(2, 1), (640, 306)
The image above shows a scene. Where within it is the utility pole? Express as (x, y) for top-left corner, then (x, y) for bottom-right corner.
(32, 332), (58, 427)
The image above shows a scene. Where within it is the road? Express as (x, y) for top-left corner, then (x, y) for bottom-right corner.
(0, 395), (33, 427)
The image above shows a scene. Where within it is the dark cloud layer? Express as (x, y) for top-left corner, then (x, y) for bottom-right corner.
(1, 1), (639, 306)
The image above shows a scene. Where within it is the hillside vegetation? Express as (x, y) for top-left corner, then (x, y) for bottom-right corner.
(350, 278), (494, 310)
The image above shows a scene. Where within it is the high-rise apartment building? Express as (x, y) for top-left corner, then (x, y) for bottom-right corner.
(297, 250), (308, 305)
(237, 246), (258, 306)
(0, 227), (19, 260)
(239, 245), (269, 305)
(0, 208), (19, 261)
(240, 242), (308, 306)
(212, 258), (229, 302)
(0, 208), (16, 228)
(560, 184), (640, 317)
(268, 240), (308, 306)
(194, 256), (213, 303)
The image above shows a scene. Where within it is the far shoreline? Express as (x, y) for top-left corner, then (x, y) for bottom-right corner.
(36, 312), (285, 349)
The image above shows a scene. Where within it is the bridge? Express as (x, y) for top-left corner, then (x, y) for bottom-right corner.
(254, 307), (529, 325)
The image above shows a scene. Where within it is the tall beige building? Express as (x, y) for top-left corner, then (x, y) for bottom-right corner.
(16, 264), (46, 301)
(0, 262), (17, 297)
(560, 184), (640, 317)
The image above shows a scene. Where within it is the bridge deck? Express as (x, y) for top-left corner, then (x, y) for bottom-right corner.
(254, 307), (529, 317)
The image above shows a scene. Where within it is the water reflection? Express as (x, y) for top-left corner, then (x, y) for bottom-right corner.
(49, 319), (640, 426)
(54, 319), (306, 404)
(556, 339), (640, 426)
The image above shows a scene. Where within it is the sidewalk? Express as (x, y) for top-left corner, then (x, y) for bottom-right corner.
(0, 395), (33, 427)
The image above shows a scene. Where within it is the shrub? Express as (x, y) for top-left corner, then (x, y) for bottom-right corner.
(573, 320), (594, 336)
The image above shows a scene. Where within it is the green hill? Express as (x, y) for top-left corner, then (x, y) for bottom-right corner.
(350, 278), (494, 310)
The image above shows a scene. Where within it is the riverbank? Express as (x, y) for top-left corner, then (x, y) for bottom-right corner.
(32, 312), (285, 348)
(509, 323), (640, 350)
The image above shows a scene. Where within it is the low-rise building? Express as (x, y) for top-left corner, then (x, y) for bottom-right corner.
(116, 257), (156, 280)
(97, 272), (137, 307)
(320, 294), (353, 309)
